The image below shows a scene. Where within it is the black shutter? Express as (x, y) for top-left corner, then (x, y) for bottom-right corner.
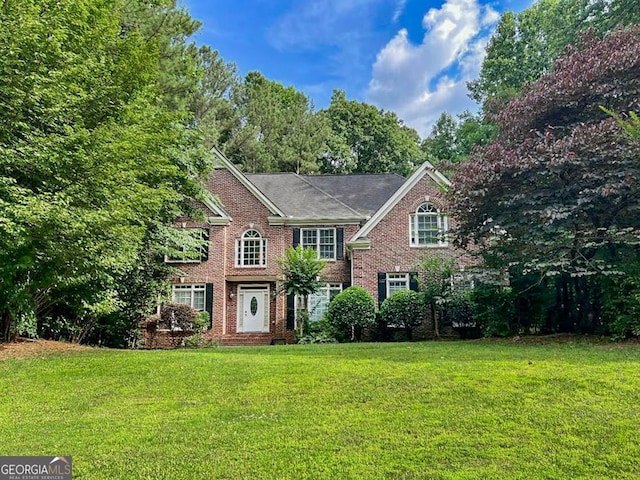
(377, 272), (386, 308)
(205, 283), (213, 329)
(336, 227), (344, 260)
(201, 228), (210, 261)
(409, 272), (419, 292)
(286, 294), (295, 330)
(342, 281), (351, 290)
(293, 228), (300, 247)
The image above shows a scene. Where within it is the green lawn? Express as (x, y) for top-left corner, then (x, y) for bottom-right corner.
(1, 341), (639, 479)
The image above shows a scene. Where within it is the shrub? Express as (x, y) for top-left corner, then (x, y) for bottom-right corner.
(379, 290), (426, 340)
(297, 318), (338, 344)
(443, 289), (480, 339)
(601, 269), (640, 340)
(160, 303), (198, 331)
(326, 286), (376, 341)
(470, 284), (515, 337)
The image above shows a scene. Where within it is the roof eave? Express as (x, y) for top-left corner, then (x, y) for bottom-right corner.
(268, 216), (365, 226)
(211, 147), (287, 218)
(349, 162), (451, 243)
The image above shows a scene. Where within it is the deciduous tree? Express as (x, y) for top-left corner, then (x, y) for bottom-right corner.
(452, 28), (640, 333)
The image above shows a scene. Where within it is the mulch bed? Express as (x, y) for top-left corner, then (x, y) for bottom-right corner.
(0, 339), (93, 360)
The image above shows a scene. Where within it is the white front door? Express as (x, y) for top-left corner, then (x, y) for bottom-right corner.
(238, 286), (269, 333)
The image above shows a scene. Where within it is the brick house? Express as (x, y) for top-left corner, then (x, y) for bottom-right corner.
(155, 148), (470, 346)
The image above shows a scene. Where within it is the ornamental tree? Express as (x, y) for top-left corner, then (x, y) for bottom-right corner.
(453, 28), (640, 272)
(451, 27), (640, 333)
(277, 245), (326, 337)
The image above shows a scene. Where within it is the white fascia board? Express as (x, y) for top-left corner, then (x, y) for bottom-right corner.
(207, 217), (231, 225)
(348, 161), (451, 243)
(346, 239), (371, 250)
(202, 195), (231, 220)
(210, 147), (286, 218)
(268, 216), (364, 226)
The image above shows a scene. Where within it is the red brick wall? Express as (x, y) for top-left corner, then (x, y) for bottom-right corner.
(169, 168), (356, 344)
(351, 174), (474, 304)
(166, 166), (474, 345)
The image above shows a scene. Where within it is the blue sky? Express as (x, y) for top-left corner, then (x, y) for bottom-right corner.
(184, 0), (533, 137)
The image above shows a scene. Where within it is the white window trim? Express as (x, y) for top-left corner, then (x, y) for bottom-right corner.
(171, 284), (206, 310)
(300, 227), (337, 261)
(409, 204), (449, 248)
(305, 283), (343, 322)
(235, 230), (268, 268)
(386, 273), (410, 297)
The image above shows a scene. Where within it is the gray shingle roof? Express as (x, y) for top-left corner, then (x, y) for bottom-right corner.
(245, 172), (406, 220)
(301, 174), (406, 217)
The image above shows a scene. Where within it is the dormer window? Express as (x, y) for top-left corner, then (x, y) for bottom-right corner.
(410, 203), (448, 247)
(236, 229), (267, 267)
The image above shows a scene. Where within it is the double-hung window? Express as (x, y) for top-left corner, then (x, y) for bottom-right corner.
(307, 283), (343, 322)
(301, 228), (336, 260)
(386, 273), (410, 297)
(236, 229), (267, 267)
(172, 284), (206, 311)
(410, 203), (448, 247)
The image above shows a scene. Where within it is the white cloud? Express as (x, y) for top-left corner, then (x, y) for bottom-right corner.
(392, 0), (407, 23)
(267, 0), (379, 51)
(366, 0), (500, 137)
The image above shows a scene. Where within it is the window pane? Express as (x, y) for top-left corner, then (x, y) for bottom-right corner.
(239, 230), (266, 266)
(319, 229), (335, 259)
(302, 230), (317, 250)
(308, 293), (328, 322)
(173, 290), (192, 305)
(387, 273), (409, 296)
(193, 290), (205, 311)
(172, 285), (206, 310)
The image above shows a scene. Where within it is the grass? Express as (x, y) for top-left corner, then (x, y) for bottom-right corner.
(1, 340), (639, 479)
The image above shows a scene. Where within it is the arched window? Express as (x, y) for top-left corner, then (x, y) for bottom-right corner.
(410, 203), (448, 246)
(236, 229), (267, 267)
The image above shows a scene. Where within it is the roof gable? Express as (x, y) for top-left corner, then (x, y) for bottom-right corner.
(348, 161), (451, 243)
(211, 147), (285, 218)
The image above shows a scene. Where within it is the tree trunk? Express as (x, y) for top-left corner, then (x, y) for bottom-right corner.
(431, 302), (440, 339)
(297, 296), (307, 338)
(1, 308), (14, 342)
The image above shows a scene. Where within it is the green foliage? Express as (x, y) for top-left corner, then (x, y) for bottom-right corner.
(277, 245), (326, 337)
(421, 111), (498, 174)
(417, 257), (455, 338)
(379, 290), (426, 340)
(227, 71), (329, 174)
(277, 245), (326, 298)
(600, 255), (640, 339)
(0, 0), (210, 342)
(468, 0), (625, 112)
(469, 284), (515, 337)
(14, 311), (38, 340)
(453, 28), (640, 335)
(326, 286), (376, 341)
(442, 288), (477, 338)
(321, 90), (424, 175)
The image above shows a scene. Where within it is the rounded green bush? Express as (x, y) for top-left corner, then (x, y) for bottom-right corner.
(379, 290), (426, 339)
(326, 286), (376, 341)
